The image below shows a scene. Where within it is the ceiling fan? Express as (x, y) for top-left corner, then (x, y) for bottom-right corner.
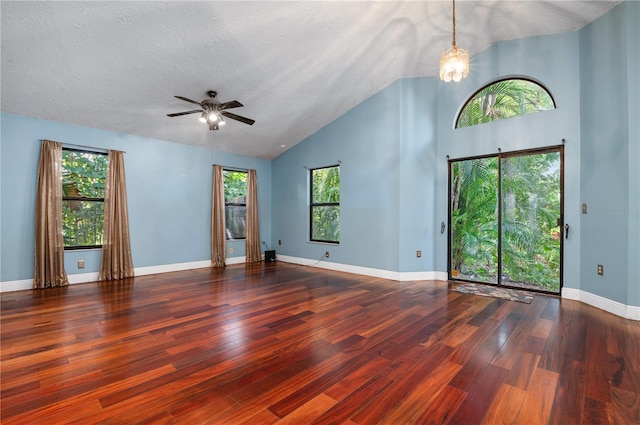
(167, 90), (255, 130)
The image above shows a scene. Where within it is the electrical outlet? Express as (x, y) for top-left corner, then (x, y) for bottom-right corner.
(325, 251), (330, 258)
(278, 239), (282, 245)
(416, 250), (422, 258)
(597, 264), (604, 276)
(229, 247), (234, 254)
(77, 259), (85, 269)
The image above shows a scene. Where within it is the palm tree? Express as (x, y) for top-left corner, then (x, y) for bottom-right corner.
(456, 79), (555, 128)
(450, 157), (499, 281)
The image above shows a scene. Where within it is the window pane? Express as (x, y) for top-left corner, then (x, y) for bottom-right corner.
(312, 167), (340, 203)
(224, 171), (247, 201)
(225, 205), (246, 240)
(223, 170), (247, 239)
(311, 205), (340, 242)
(62, 150), (107, 248)
(62, 151), (107, 198)
(62, 200), (104, 247)
(456, 78), (555, 128)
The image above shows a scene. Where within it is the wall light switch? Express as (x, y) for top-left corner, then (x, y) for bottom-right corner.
(77, 260), (85, 269)
(229, 247), (234, 254)
(582, 203), (588, 214)
(416, 250), (422, 258)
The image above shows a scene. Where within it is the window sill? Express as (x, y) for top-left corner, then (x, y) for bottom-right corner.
(307, 240), (339, 245)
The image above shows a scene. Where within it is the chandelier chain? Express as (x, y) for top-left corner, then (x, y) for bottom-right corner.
(452, 0), (457, 48)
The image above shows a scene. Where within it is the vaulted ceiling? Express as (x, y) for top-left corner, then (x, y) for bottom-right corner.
(1, 1), (621, 159)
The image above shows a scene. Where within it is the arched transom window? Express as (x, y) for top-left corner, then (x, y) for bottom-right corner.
(456, 78), (556, 128)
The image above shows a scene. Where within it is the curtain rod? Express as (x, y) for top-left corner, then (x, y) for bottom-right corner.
(213, 164), (249, 172)
(60, 142), (124, 154)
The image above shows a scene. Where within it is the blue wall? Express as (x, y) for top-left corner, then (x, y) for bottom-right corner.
(626, 2), (640, 309)
(0, 114), (271, 283)
(271, 77), (439, 273)
(272, 81), (403, 271)
(579, 1), (639, 306)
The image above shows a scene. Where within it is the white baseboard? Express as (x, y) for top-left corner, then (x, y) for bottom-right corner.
(1, 259), (221, 293)
(0, 279), (33, 293)
(226, 256), (247, 265)
(135, 260), (212, 276)
(0, 257), (249, 293)
(562, 287), (640, 321)
(276, 255), (448, 282)
(68, 272), (99, 284)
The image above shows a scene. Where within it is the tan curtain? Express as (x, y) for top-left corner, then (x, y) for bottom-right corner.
(245, 169), (262, 263)
(99, 150), (134, 280)
(211, 165), (226, 267)
(33, 140), (69, 288)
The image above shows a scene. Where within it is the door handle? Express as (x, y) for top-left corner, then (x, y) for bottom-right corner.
(565, 223), (570, 239)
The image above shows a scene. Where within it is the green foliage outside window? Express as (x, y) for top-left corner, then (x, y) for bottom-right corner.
(62, 150), (108, 248)
(310, 166), (340, 243)
(450, 157), (499, 282)
(456, 79), (555, 128)
(450, 152), (561, 292)
(224, 170), (247, 239)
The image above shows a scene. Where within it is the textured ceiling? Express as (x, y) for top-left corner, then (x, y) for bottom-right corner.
(1, 1), (621, 159)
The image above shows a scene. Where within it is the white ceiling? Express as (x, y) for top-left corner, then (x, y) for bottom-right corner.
(1, 1), (620, 159)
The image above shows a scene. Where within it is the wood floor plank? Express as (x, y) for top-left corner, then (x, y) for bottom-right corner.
(504, 351), (540, 391)
(307, 375), (392, 425)
(349, 343), (455, 424)
(549, 359), (586, 425)
(275, 393), (338, 425)
(481, 383), (527, 425)
(323, 354), (390, 401)
(514, 367), (559, 425)
(582, 396), (613, 425)
(1, 262), (639, 424)
(447, 363), (509, 424)
(379, 359), (462, 424)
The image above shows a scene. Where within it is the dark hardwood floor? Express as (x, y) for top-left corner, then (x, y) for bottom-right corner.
(1, 262), (639, 424)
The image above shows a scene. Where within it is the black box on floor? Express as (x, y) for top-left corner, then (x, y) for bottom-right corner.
(264, 250), (276, 262)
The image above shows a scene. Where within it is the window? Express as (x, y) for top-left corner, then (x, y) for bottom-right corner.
(224, 169), (247, 240)
(310, 165), (340, 243)
(62, 149), (108, 249)
(456, 78), (556, 128)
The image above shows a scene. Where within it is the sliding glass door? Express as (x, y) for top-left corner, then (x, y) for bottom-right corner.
(449, 148), (563, 294)
(450, 156), (499, 284)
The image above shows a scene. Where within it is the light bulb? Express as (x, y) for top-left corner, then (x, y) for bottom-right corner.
(219, 117), (225, 126)
(207, 112), (218, 123)
(199, 112), (207, 123)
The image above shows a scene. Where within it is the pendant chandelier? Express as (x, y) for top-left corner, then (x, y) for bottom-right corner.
(439, 0), (469, 82)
